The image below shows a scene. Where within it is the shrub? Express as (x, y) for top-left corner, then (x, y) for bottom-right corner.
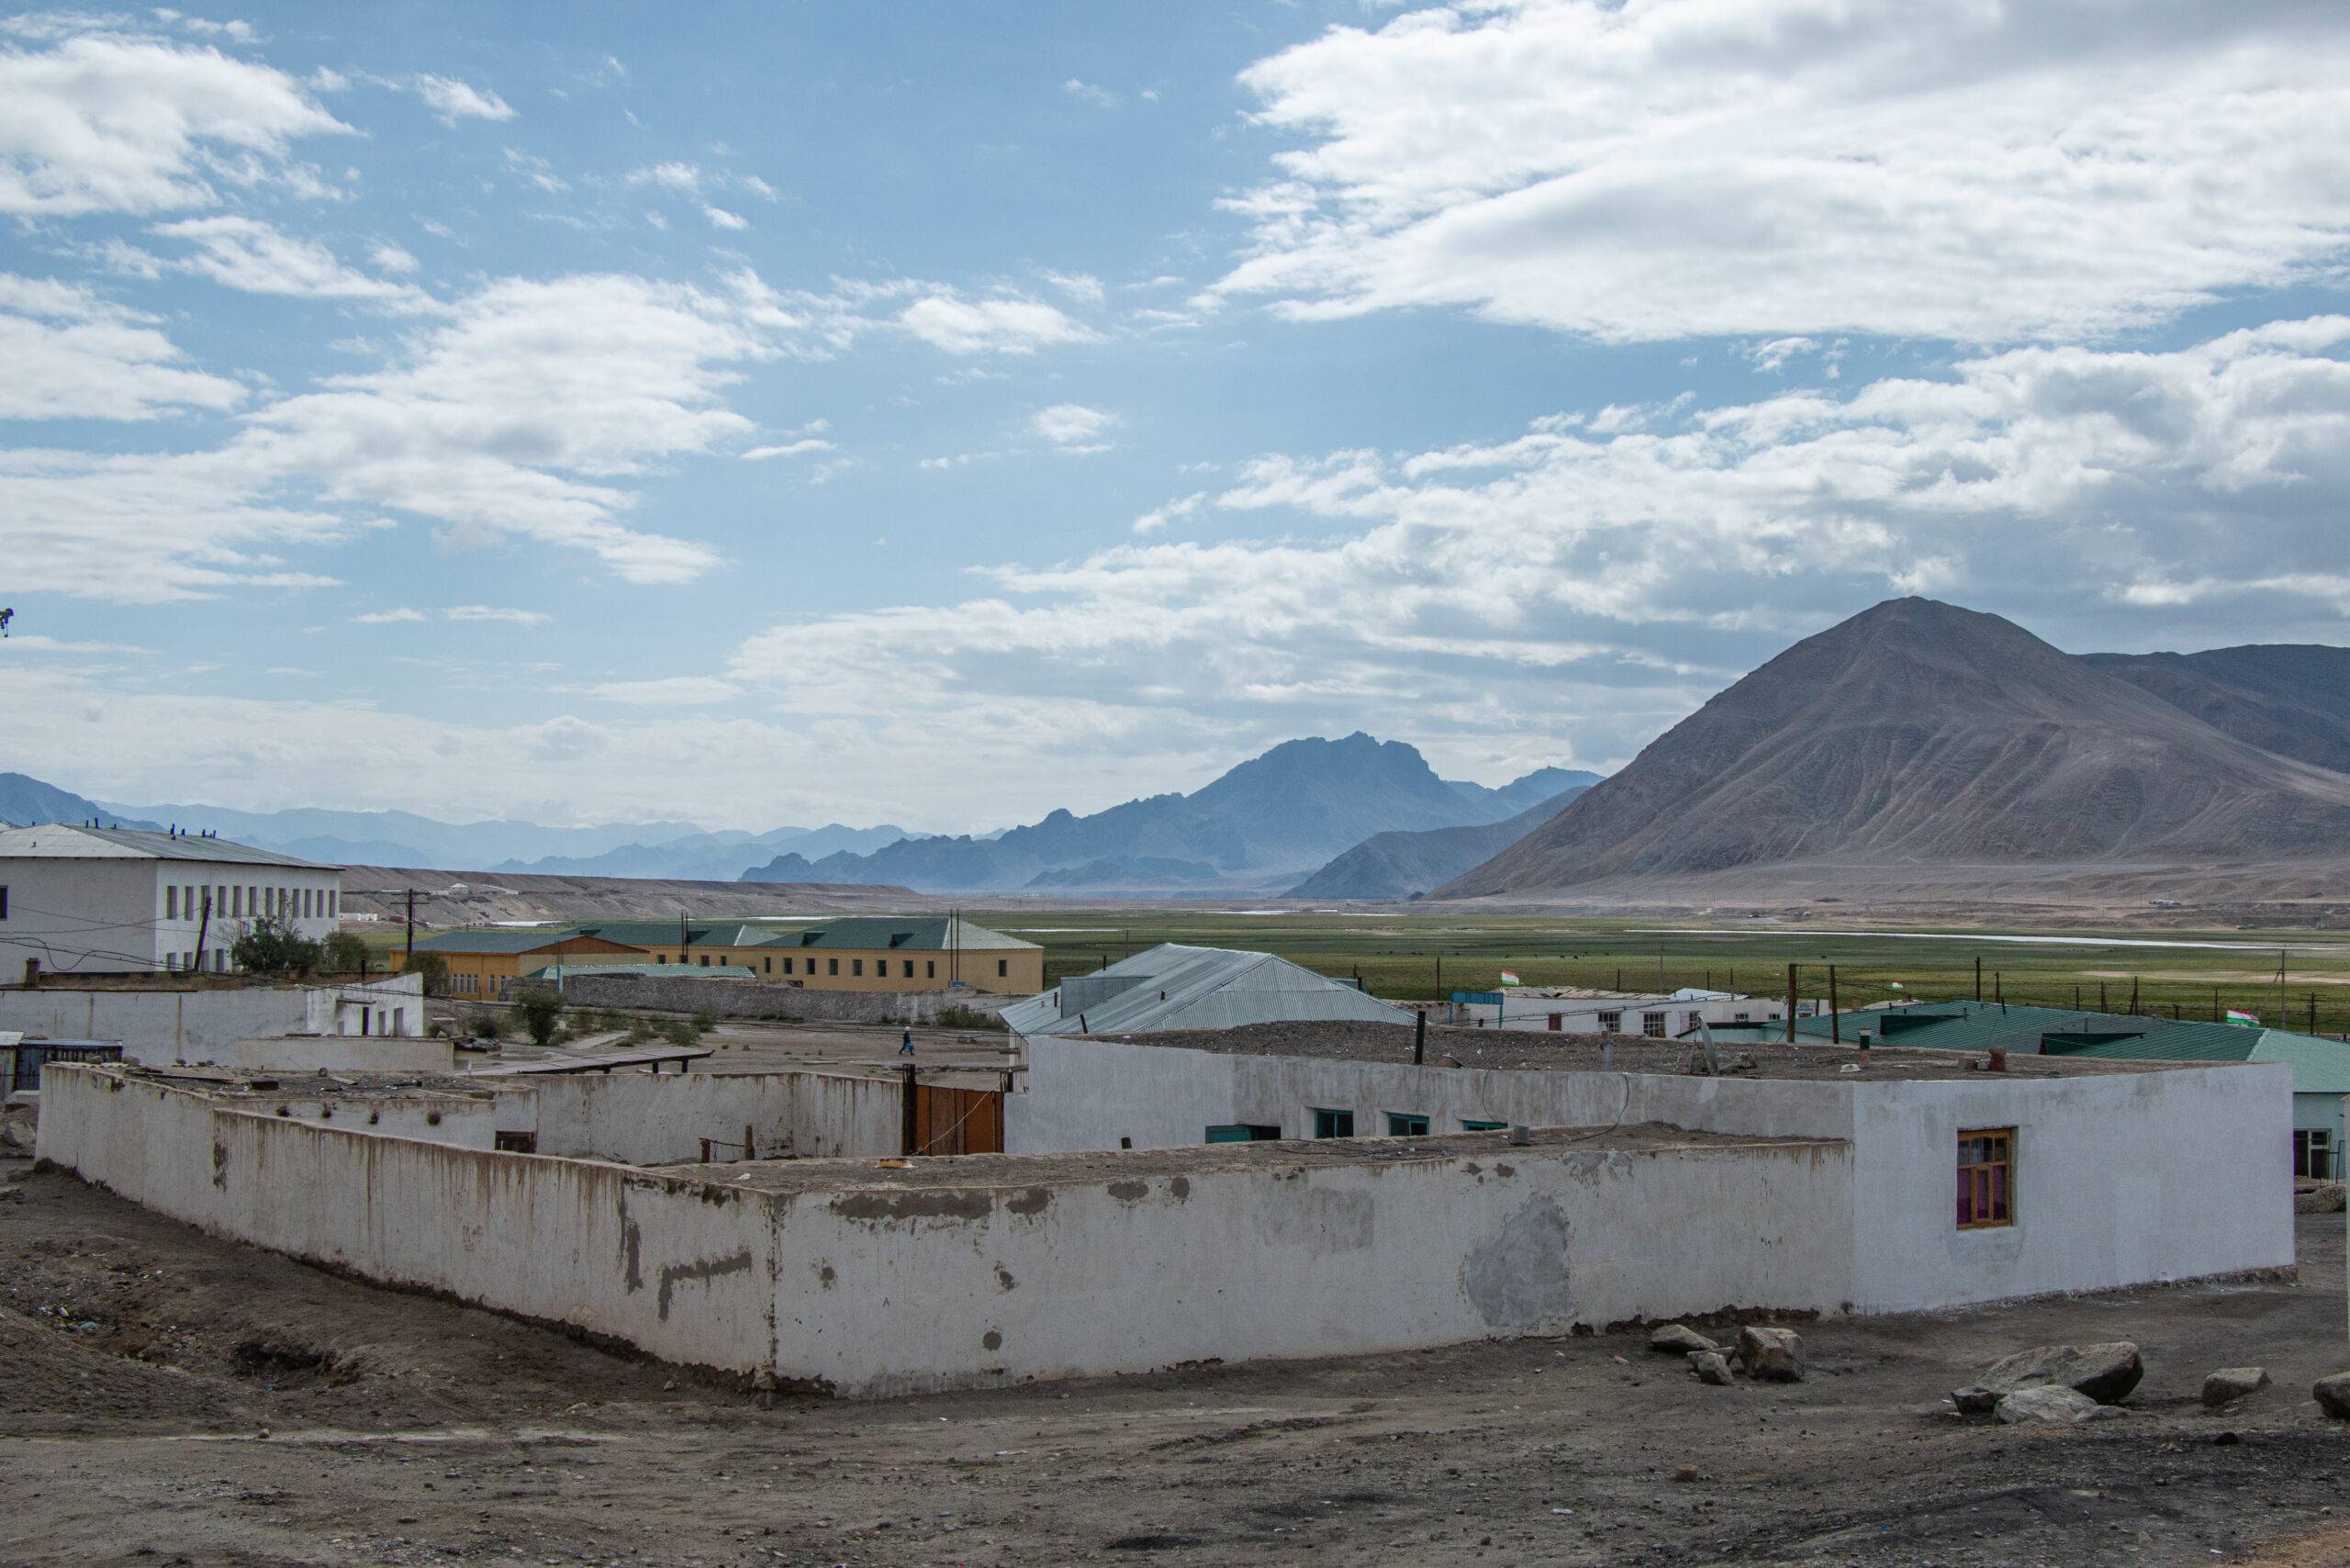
(320, 932), (369, 974)
(229, 916), (321, 978)
(470, 1011), (506, 1041)
(689, 1009), (717, 1036)
(626, 1017), (655, 1045)
(934, 1004), (1006, 1032)
(662, 1020), (697, 1049)
(513, 988), (563, 1049)
(408, 951), (451, 996)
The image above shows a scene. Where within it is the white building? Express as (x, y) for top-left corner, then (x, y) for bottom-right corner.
(1001, 943), (1415, 1036)
(1450, 986), (1823, 1035)
(0, 825), (342, 980)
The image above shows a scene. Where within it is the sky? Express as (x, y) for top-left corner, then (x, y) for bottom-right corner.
(4, 0), (2349, 834)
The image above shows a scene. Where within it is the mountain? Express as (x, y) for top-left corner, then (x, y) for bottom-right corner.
(1444, 767), (1603, 817)
(1286, 785), (1591, 900)
(741, 734), (1588, 890)
(1438, 598), (2350, 899)
(0, 773), (159, 830)
(93, 800), (721, 868)
(2083, 644), (2350, 776)
(488, 823), (923, 882)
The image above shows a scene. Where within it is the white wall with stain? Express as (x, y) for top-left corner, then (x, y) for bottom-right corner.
(525, 1070), (901, 1165)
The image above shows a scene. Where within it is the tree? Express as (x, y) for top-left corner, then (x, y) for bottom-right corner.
(513, 988), (563, 1048)
(408, 951), (450, 996)
(321, 932), (369, 974)
(229, 916), (321, 978)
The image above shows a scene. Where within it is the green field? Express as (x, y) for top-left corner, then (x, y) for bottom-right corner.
(984, 912), (2350, 1035)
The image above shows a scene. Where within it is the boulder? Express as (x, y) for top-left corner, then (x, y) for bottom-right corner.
(1735, 1326), (1806, 1383)
(2295, 1183), (2346, 1215)
(1951, 1386), (1999, 1415)
(2202, 1367), (2268, 1406)
(2314, 1373), (2350, 1419)
(1996, 1385), (2103, 1425)
(1651, 1324), (1718, 1355)
(1688, 1350), (1733, 1386)
(1976, 1342), (2143, 1406)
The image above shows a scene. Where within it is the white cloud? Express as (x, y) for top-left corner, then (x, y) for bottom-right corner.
(728, 319), (2350, 779)
(588, 676), (740, 704)
(445, 605), (548, 625)
(899, 293), (1096, 355)
(743, 439), (833, 460)
(1044, 271), (1105, 307)
(629, 161), (700, 194)
(0, 28), (350, 215)
(702, 204), (746, 230)
(0, 272), (246, 419)
(1132, 491), (1205, 535)
(503, 147), (565, 192)
(1219, 0), (2350, 343)
(151, 215), (432, 305)
(413, 73), (514, 125)
(1063, 78), (1115, 107)
(369, 241), (419, 274)
(1032, 402), (1116, 448)
(351, 607), (426, 623)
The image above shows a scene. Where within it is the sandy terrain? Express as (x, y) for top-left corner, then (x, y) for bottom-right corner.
(3, 1149), (2346, 1568)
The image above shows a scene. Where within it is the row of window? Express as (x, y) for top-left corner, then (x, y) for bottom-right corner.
(164, 883), (336, 923)
(647, 953), (1010, 979)
(1572, 1009), (1758, 1036)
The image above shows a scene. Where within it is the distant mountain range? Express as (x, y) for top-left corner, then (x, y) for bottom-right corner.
(1286, 784), (1591, 900)
(741, 735), (1602, 892)
(1439, 599), (2350, 901)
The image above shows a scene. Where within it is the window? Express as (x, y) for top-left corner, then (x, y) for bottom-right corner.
(1597, 1011), (1621, 1033)
(903, 959), (914, 979)
(829, 958), (839, 975)
(852, 959), (864, 976)
(1205, 1125), (1282, 1143)
(1641, 1012), (1667, 1037)
(781, 957), (792, 975)
(1312, 1108), (1355, 1139)
(1462, 1119), (1507, 1132)
(699, 955), (710, 967)
(927, 960), (935, 979)
(997, 958), (1008, 978)
(1734, 1012), (1751, 1024)
(1957, 1129), (2013, 1228)
(166, 886), (178, 920)
(2296, 1129), (2337, 1181)
(763, 958), (771, 974)
(1547, 1014), (1562, 1031)
(327, 890), (336, 917)
(656, 955), (667, 964)
(1387, 1113), (1430, 1137)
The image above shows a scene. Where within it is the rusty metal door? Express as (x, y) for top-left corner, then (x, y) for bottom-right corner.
(913, 1085), (1003, 1156)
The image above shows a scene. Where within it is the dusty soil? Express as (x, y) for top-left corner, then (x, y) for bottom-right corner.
(2, 1159), (2346, 1568)
(1100, 1021), (2175, 1081)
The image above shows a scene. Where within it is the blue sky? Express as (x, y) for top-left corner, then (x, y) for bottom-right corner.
(5, 0), (2350, 833)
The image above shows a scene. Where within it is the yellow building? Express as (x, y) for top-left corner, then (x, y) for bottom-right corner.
(753, 916), (1041, 994)
(387, 930), (649, 998)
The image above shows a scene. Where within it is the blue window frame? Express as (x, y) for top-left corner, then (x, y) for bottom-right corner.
(1205, 1124), (1283, 1144)
(1387, 1113), (1430, 1137)
(1462, 1119), (1507, 1132)
(1312, 1108), (1354, 1139)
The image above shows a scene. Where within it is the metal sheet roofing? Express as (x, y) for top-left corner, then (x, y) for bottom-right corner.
(0, 824), (338, 869)
(1001, 943), (1412, 1038)
(407, 930), (648, 956)
(521, 962), (755, 981)
(771, 916), (1035, 952)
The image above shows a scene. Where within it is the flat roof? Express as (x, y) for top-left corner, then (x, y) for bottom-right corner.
(110, 1065), (497, 1101)
(1070, 1020), (2208, 1081)
(648, 1121), (1839, 1195)
(0, 824), (339, 869)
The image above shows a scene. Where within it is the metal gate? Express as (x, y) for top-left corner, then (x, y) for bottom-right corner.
(913, 1084), (1003, 1156)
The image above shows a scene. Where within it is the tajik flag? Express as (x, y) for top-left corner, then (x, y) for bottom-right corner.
(2225, 1008), (2261, 1026)
(1498, 970), (1522, 986)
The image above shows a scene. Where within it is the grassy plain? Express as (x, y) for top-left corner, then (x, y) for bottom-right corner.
(994, 911), (2350, 1034)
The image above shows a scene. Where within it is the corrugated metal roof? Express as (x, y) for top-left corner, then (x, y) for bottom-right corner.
(521, 962), (755, 980)
(408, 930), (647, 956)
(1002, 943), (1411, 1037)
(776, 916), (1036, 952)
(0, 824), (338, 869)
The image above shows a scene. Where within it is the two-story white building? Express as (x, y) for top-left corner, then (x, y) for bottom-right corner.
(0, 825), (343, 980)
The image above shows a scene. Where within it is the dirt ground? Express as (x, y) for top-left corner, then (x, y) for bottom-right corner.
(2, 1159), (2347, 1568)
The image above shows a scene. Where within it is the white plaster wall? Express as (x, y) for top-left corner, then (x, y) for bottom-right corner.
(38, 1068), (776, 1372)
(3, 986), (308, 1052)
(1847, 1063), (2293, 1312)
(771, 1136), (1853, 1398)
(1012, 1037), (1855, 1152)
(526, 1071), (902, 1165)
(244, 1094), (498, 1149)
(0, 859), (162, 978)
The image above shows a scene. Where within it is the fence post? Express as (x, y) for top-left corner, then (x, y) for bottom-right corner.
(901, 1062), (919, 1157)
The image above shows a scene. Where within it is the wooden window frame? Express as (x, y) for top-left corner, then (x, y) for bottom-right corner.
(1957, 1127), (2014, 1230)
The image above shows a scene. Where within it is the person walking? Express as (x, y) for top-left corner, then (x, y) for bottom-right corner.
(899, 1024), (914, 1056)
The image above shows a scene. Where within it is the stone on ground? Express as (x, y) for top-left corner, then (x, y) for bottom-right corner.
(1950, 1386), (1999, 1414)
(2202, 1367), (2268, 1406)
(1976, 1342), (2143, 1405)
(1735, 1326), (1806, 1383)
(1651, 1324), (1718, 1355)
(1689, 1350), (1733, 1386)
(1996, 1385), (2103, 1425)
(2314, 1373), (2350, 1418)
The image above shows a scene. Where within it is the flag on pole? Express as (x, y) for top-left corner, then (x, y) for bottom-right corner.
(2224, 1008), (2260, 1026)
(1498, 970), (1521, 986)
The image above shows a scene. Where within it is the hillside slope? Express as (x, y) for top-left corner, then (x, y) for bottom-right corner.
(1286, 786), (1589, 900)
(2085, 644), (2350, 776)
(1439, 599), (2350, 898)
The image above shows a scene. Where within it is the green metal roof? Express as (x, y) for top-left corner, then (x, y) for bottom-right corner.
(558, 921), (783, 948)
(1774, 998), (2350, 1094)
(406, 930), (641, 956)
(772, 917), (1036, 952)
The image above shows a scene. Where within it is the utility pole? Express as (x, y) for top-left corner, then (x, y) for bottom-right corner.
(1828, 965), (1841, 1044)
(1785, 963), (1797, 1046)
(1975, 956), (1982, 1003)
(405, 889), (416, 966)
(2279, 948), (2288, 1034)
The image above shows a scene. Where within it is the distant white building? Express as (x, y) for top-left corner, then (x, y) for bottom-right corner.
(1450, 986), (1823, 1035)
(1002, 943), (1414, 1037)
(0, 825), (342, 980)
